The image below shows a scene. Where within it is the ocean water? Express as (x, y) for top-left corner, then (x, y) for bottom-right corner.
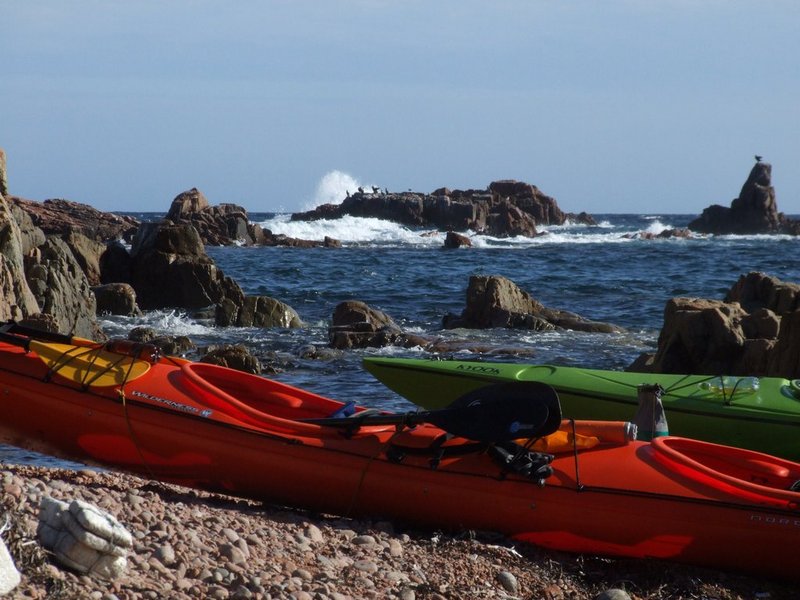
(4, 212), (800, 466)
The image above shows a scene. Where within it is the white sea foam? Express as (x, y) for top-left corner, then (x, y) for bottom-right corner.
(99, 310), (215, 338)
(643, 220), (671, 235)
(258, 214), (444, 246)
(258, 213), (648, 247)
(301, 170), (376, 211)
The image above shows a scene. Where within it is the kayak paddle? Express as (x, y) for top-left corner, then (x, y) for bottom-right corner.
(304, 381), (562, 443)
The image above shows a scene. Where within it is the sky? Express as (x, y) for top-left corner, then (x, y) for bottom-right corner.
(2, 1), (799, 215)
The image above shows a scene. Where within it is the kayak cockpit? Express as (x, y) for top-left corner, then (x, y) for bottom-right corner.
(178, 362), (394, 435)
(651, 436), (800, 508)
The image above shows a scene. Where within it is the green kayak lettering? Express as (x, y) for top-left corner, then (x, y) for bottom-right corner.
(455, 364), (502, 375)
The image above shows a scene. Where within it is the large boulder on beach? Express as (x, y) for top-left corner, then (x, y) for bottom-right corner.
(631, 272), (800, 377)
(443, 275), (624, 333)
(688, 161), (800, 235)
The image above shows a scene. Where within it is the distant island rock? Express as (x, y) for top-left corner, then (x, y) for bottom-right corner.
(291, 180), (595, 237)
(688, 160), (800, 235)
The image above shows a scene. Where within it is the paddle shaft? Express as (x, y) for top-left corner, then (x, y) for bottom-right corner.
(304, 382), (562, 443)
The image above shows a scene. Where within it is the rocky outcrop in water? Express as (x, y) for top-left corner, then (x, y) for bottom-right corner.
(92, 283), (141, 317)
(166, 187), (341, 248)
(128, 221), (303, 328)
(443, 231), (472, 248)
(443, 275), (624, 333)
(688, 160), (800, 235)
(166, 188), (252, 246)
(328, 301), (427, 349)
(630, 272), (800, 377)
(129, 222), (244, 311)
(292, 180), (595, 237)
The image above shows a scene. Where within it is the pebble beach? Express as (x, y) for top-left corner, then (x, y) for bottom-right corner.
(0, 464), (795, 599)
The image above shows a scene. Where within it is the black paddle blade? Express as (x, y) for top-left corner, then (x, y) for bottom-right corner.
(426, 382), (562, 442)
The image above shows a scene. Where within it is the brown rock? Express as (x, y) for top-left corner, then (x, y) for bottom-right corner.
(443, 275), (623, 333)
(632, 272), (800, 378)
(201, 345), (261, 375)
(92, 283), (141, 317)
(10, 196), (139, 242)
(0, 148), (8, 197)
(292, 179), (591, 238)
(443, 231), (472, 249)
(0, 194), (40, 322)
(129, 222), (245, 311)
(688, 161), (800, 234)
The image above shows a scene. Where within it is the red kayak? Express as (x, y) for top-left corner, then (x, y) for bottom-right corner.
(0, 322), (798, 581)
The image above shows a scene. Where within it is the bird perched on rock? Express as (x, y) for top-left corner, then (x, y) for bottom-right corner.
(755, 155), (763, 162)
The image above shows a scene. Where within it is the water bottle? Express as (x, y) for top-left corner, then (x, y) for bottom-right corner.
(700, 376), (760, 397)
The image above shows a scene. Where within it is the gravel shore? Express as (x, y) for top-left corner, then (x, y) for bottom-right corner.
(0, 464), (794, 599)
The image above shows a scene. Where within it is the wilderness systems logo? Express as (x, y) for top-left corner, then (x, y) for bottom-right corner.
(130, 390), (213, 418)
(455, 364), (502, 375)
(749, 514), (800, 528)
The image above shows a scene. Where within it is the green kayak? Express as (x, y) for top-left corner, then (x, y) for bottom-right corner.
(363, 357), (800, 460)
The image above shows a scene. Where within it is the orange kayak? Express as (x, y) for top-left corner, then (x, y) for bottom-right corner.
(0, 323), (798, 581)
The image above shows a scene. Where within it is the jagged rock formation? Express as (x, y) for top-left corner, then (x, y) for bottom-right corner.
(0, 194), (40, 322)
(25, 236), (102, 338)
(128, 221), (303, 328)
(688, 161), (800, 235)
(129, 222), (244, 311)
(443, 275), (624, 333)
(292, 180), (595, 237)
(630, 272), (800, 377)
(166, 188), (341, 248)
(166, 188), (252, 246)
(10, 197), (139, 242)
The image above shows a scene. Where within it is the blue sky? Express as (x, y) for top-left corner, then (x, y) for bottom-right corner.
(2, 1), (799, 215)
